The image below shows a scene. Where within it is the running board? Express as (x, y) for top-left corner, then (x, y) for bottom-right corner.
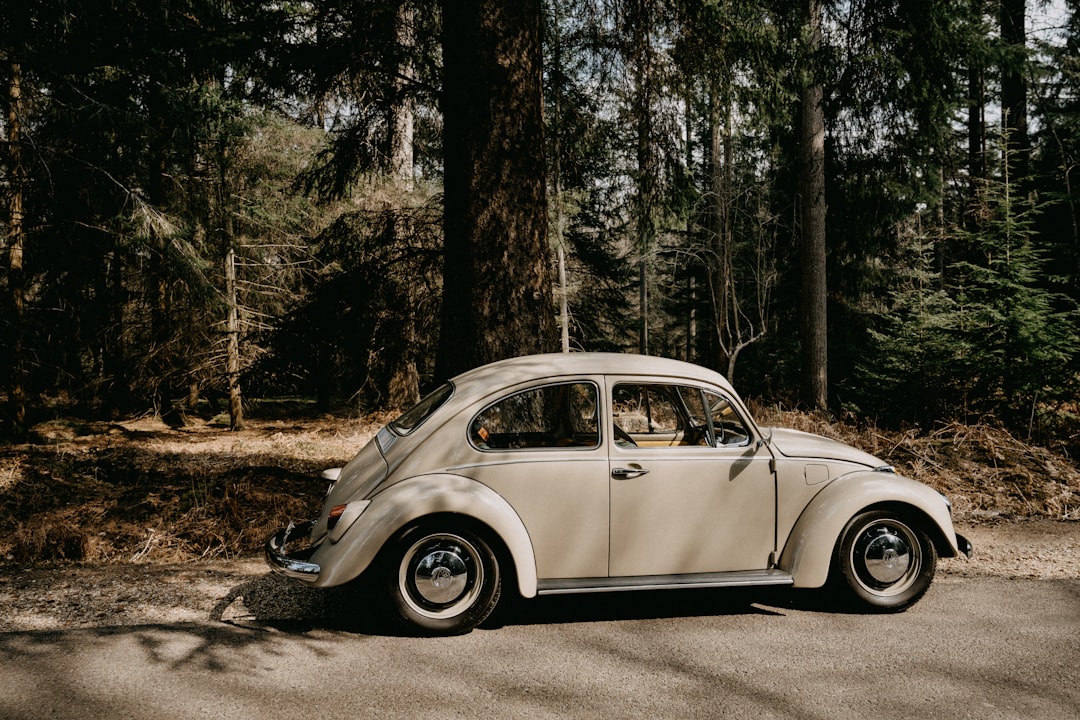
(537, 569), (793, 596)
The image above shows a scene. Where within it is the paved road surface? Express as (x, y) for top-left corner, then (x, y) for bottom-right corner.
(1, 576), (1077, 720)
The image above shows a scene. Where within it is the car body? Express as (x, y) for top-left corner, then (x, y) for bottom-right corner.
(267, 352), (971, 634)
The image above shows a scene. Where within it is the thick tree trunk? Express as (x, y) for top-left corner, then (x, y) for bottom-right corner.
(389, 1), (415, 190)
(436, 0), (555, 380)
(6, 58), (26, 435)
(385, 0), (420, 409)
(798, 0), (828, 410)
(999, 0), (1028, 178)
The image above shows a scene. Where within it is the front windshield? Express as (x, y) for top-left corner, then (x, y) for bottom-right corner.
(389, 383), (454, 435)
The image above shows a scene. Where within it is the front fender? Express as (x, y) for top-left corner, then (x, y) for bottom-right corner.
(778, 471), (960, 589)
(307, 474), (539, 597)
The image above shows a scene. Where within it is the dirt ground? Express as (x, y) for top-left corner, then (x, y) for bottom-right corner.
(0, 520), (1075, 633)
(0, 409), (1077, 632)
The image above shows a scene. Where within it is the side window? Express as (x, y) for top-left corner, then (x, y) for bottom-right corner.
(705, 391), (751, 446)
(470, 382), (599, 450)
(611, 383), (710, 448)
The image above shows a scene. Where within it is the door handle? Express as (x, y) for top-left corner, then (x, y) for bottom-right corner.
(611, 466), (650, 479)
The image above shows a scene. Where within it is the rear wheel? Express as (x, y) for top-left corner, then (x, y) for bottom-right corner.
(389, 524), (502, 635)
(833, 510), (936, 612)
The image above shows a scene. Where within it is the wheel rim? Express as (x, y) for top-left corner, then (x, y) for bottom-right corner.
(848, 519), (922, 597)
(399, 533), (484, 620)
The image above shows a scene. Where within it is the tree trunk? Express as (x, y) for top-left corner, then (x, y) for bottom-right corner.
(389, 0), (415, 190)
(385, 0), (420, 409)
(999, 0), (1028, 178)
(632, 2), (656, 357)
(709, 73), (733, 374)
(6, 58), (26, 435)
(551, 2), (571, 353)
(436, 0), (555, 380)
(798, 0), (828, 410)
(963, 0), (987, 284)
(684, 90), (696, 363)
(967, 0), (986, 233)
(225, 245), (244, 430)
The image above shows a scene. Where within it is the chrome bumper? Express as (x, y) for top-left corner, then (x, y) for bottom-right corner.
(956, 533), (973, 559)
(265, 520), (322, 582)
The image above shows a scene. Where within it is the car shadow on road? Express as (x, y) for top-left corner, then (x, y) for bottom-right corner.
(214, 572), (821, 636)
(489, 586), (790, 629)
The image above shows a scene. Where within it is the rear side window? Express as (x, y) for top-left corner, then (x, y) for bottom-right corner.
(390, 383), (453, 435)
(470, 382), (599, 450)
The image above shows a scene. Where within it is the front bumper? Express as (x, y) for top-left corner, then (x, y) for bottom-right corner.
(265, 520), (322, 582)
(955, 532), (973, 559)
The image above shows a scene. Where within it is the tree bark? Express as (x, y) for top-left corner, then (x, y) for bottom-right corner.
(436, 0), (555, 380)
(798, 0), (828, 410)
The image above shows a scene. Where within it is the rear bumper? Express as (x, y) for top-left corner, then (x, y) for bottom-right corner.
(265, 520), (322, 582)
(955, 532), (973, 559)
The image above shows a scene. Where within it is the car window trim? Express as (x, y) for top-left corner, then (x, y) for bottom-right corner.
(467, 379), (603, 453)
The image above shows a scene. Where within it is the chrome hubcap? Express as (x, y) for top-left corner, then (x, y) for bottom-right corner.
(861, 529), (911, 584)
(414, 548), (469, 604)
(400, 533), (484, 619)
(850, 519), (921, 595)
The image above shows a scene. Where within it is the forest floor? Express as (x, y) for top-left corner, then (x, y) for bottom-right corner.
(0, 405), (1077, 631)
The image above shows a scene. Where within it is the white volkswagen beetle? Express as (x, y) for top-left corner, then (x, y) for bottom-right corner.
(267, 353), (971, 634)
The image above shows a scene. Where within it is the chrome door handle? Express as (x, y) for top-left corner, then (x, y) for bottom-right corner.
(611, 467), (650, 479)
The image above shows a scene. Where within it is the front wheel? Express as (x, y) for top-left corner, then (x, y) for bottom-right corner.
(389, 524), (502, 635)
(832, 510), (936, 612)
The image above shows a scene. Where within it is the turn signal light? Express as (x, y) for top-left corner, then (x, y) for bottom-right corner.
(327, 504), (348, 530)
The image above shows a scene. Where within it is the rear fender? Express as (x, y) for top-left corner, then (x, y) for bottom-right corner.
(778, 471), (960, 588)
(308, 474), (538, 597)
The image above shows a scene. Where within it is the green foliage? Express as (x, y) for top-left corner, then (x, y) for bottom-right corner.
(855, 149), (1080, 435)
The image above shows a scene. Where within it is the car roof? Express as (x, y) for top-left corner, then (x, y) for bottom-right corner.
(449, 352), (737, 401)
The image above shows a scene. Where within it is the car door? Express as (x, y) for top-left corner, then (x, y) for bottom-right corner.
(607, 379), (776, 577)
(461, 379), (611, 580)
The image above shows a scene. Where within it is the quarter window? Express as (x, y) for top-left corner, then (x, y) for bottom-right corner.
(390, 383), (453, 435)
(470, 382), (599, 450)
(704, 391), (751, 446)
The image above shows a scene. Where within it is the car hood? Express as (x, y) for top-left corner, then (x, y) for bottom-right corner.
(766, 427), (884, 468)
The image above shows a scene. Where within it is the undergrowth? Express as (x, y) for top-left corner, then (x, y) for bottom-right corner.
(0, 408), (1076, 566)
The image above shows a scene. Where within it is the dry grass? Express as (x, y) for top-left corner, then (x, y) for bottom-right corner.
(1, 407), (1077, 567)
(0, 413), (388, 565)
(752, 403), (1080, 521)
